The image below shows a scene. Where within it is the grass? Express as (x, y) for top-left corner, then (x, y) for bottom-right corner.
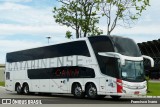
(147, 82), (160, 96)
(0, 82), (5, 87)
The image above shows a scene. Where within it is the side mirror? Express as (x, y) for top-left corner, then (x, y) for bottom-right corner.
(98, 52), (144, 66)
(142, 55), (154, 67)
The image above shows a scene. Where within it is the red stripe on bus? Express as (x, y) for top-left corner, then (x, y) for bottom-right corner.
(117, 79), (122, 93)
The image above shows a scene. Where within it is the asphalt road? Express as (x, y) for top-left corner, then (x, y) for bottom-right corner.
(0, 87), (132, 104)
(0, 87), (159, 107)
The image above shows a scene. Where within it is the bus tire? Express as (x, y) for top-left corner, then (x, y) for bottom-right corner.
(23, 84), (30, 95)
(110, 95), (121, 100)
(16, 84), (22, 94)
(72, 83), (85, 98)
(86, 83), (98, 99)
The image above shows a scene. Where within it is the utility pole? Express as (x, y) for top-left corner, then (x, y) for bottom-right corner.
(46, 36), (51, 44)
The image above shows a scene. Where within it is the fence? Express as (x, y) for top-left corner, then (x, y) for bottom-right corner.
(138, 39), (160, 79)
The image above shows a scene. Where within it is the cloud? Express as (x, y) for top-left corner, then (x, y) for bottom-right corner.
(99, 24), (160, 43)
(0, 2), (74, 37)
(0, 39), (44, 63)
(100, 24), (160, 36)
(0, 39), (44, 52)
(0, 0), (32, 3)
(0, 23), (73, 37)
(0, 2), (30, 10)
(1, 1), (158, 38)
(0, 2), (54, 25)
(114, 25), (160, 35)
(124, 35), (160, 43)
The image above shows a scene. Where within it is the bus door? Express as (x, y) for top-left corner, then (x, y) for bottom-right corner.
(5, 71), (14, 91)
(105, 76), (117, 93)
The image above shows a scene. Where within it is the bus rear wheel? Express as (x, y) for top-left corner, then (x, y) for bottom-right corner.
(23, 84), (30, 95)
(72, 83), (85, 98)
(16, 84), (22, 94)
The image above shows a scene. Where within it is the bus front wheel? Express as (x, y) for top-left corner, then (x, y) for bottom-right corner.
(72, 83), (85, 98)
(86, 83), (98, 99)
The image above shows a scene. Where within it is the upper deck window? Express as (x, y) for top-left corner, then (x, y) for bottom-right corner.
(7, 41), (90, 62)
(111, 36), (141, 57)
(88, 36), (114, 53)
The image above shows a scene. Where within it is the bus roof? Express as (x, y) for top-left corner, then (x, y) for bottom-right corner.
(6, 35), (133, 54)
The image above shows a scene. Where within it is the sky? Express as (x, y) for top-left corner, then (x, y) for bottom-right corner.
(0, 0), (160, 64)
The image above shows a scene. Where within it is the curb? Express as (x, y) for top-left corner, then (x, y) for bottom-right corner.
(146, 96), (160, 98)
(123, 95), (160, 98)
(0, 86), (5, 88)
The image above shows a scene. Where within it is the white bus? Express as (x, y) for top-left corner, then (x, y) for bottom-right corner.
(5, 36), (154, 99)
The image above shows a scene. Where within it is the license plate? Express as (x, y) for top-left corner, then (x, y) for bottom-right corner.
(134, 91), (139, 95)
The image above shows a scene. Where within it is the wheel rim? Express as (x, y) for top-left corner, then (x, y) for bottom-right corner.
(88, 85), (97, 97)
(17, 85), (21, 93)
(74, 85), (82, 96)
(24, 86), (29, 94)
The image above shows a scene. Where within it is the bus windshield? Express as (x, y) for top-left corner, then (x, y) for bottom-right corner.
(111, 36), (141, 57)
(120, 61), (145, 82)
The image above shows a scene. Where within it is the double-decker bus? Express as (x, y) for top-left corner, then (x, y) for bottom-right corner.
(5, 36), (154, 99)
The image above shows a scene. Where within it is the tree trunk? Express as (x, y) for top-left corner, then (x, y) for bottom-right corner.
(76, 29), (79, 38)
(107, 31), (111, 36)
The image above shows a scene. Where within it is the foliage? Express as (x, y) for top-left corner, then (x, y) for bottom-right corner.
(53, 0), (150, 38)
(53, 0), (103, 38)
(65, 31), (73, 39)
(99, 0), (150, 35)
(0, 82), (5, 86)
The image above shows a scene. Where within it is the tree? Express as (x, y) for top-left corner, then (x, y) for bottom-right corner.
(53, 0), (103, 38)
(65, 30), (73, 39)
(99, 0), (150, 35)
(53, 0), (150, 38)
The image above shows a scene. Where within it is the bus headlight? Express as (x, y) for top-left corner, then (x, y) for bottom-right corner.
(123, 84), (146, 89)
(123, 84), (130, 88)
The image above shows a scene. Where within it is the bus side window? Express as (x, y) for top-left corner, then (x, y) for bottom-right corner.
(57, 41), (90, 57)
(7, 41), (90, 62)
(104, 57), (119, 78)
(6, 72), (10, 80)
